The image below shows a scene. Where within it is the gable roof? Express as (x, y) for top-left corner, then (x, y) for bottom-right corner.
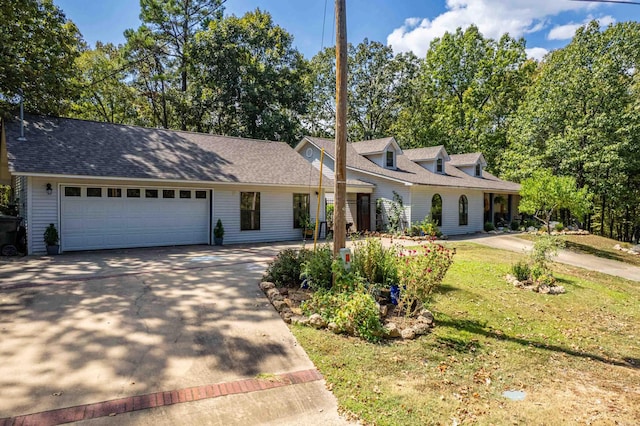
(449, 153), (486, 167)
(403, 146), (449, 162)
(4, 115), (329, 188)
(299, 136), (519, 192)
(351, 137), (401, 155)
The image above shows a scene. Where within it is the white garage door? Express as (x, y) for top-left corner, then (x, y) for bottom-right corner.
(61, 186), (210, 251)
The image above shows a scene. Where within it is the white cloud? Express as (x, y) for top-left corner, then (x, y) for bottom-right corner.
(525, 47), (549, 61)
(387, 0), (598, 57)
(547, 15), (616, 40)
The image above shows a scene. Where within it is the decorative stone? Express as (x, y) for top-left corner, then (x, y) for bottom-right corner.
(309, 313), (327, 329)
(401, 328), (416, 340)
(280, 311), (293, 323)
(412, 323), (430, 335)
(384, 322), (401, 338)
(272, 300), (287, 311)
(548, 285), (566, 295)
(260, 281), (275, 291)
(290, 316), (309, 326)
(417, 309), (434, 325)
(379, 304), (389, 317)
(266, 288), (280, 300)
(631, 245), (640, 254)
(328, 322), (340, 334)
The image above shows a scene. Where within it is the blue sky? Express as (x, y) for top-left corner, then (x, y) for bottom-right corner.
(54, 0), (640, 60)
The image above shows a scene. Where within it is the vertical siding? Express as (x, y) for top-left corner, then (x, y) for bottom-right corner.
(29, 177), (60, 254)
(410, 187), (484, 236)
(213, 186), (321, 244)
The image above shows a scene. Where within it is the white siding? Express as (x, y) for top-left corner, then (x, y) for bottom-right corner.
(410, 187), (484, 236)
(29, 177), (60, 254)
(213, 186), (322, 244)
(302, 142), (335, 180)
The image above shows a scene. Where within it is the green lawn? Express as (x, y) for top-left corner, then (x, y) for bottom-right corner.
(291, 243), (640, 425)
(517, 233), (640, 267)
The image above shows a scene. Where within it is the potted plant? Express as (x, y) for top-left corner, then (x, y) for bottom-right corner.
(213, 219), (224, 245)
(44, 223), (59, 255)
(301, 213), (314, 238)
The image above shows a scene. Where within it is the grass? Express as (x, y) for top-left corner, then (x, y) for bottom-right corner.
(517, 233), (640, 267)
(290, 242), (640, 425)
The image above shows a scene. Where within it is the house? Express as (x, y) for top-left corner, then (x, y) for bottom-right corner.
(0, 115), (339, 254)
(295, 136), (520, 236)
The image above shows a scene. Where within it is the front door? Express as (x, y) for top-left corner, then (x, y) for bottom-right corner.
(357, 193), (371, 231)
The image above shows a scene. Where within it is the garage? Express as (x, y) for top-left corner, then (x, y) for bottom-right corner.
(61, 185), (210, 251)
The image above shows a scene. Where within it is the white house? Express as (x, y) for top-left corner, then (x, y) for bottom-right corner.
(295, 136), (520, 236)
(0, 115), (359, 254)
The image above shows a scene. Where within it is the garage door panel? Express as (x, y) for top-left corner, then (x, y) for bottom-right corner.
(61, 187), (209, 251)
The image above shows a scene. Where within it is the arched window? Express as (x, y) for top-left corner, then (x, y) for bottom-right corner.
(431, 194), (442, 226)
(459, 195), (468, 226)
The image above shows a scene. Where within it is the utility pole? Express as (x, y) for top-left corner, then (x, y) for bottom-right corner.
(333, 0), (347, 257)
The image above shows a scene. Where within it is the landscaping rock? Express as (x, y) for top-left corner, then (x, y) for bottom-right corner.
(328, 322), (340, 334)
(417, 309), (434, 325)
(631, 245), (640, 254)
(272, 300), (287, 312)
(378, 304), (389, 318)
(401, 328), (416, 340)
(280, 310), (294, 323)
(290, 315), (310, 326)
(260, 281), (275, 291)
(384, 322), (401, 338)
(538, 284), (550, 294)
(548, 285), (566, 295)
(412, 323), (431, 335)
(309, 313), (327, 329)
(266, 287), (280, 300)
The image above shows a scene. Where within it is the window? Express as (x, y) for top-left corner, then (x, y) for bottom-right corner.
(241, 192), (260, 230)
(163, 190), (175, 199)
(475, 163), (481, 177)
(87, 188), (102, 197)
(436, 158), (443, 173)
(459, 195), (468, 226)
(107, 188), (121, 198)
(179, 190), (191, 199)
(145, 189), (158, 198)
(431, 194), (442, 226)
(65, 187), (81, 197)
(127, 188), (140, 198)
(386, 151), (394, 168)
(195, 190), (207, 199)
(293, 193), (310, 228)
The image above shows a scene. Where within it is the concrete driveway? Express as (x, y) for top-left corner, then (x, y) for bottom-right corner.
(0, 244), (351, 425)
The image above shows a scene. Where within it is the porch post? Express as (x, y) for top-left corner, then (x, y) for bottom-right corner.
(508, 194), (513, 222)
(489, 193), (494, 225)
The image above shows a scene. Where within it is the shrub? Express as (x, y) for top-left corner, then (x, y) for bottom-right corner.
(397, 243), (455, 316)
(531, 235), (564, 272)
(420, 216), (442, 237)
(484, 221), (495, 232)
(300, 245), (333, 289)
(511, 260), (530, 282)
(554, 222), (564, 232)
(263, 248), (311, 287)
(351, 238), (398, 288)
(510, 220), (520, 231)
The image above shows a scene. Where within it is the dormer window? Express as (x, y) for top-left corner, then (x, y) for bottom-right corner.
(436, 158), (443, 173)
(386, 151), (395, 168)
(475, 163), (481, 177)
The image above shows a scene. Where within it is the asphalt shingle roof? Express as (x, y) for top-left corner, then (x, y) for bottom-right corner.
(5, 115), (330, 188)
(403, 146), (445, 161)
(351, 138), (395, 154)
(303, 137), (520, 192)
(448, 153), (484, 166)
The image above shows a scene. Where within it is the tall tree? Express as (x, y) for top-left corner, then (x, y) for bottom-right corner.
(305, 39), (419, 141)
(0, 0), (82, 116)
(191, 9), (309, 144)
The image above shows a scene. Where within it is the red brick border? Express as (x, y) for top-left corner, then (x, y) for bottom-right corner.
(0, 369), (323, 426)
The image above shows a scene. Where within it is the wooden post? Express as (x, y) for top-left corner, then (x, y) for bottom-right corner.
(333, 0), (347, 257)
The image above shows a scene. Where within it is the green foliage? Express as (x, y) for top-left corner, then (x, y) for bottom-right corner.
(484, 221), (495, 232)
(213, 219), (224, 238)
(0, 0), (82, 116)
(397, 243), (455, 316)
(413, 216), (442, 237)
(43, 223), (59, 246)
(351, 238), (398, 288)
(511, 260), (530, 282)
(263, 248), (311, 288)
(519, 169), (591, 234)
(510, 220), (520, 231)
(554, 222), (564, 232)
(300, 245), (333, 290)
(531, 235), (565, 272)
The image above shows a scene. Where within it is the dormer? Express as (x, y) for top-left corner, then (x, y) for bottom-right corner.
(403, 145), (450, 174)
(448, 153), (487, 177)
(352, 137), (402, 170)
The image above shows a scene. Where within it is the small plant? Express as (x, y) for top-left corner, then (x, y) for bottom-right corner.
(263, 248), (311, 288)
(300, 245), (333, 289)
(397, 243), (455, 316)
(510, 220), (520, 231)
(214, 219), (224, 238)
(531, 234), (564, 272)
(44, 223), (59, 246)
(484, 221), (495, 232)
(554, 222), (564, 232)
(351, 238), (398, 288)
(419, 216), (441, 237)
(387, 191), (405, 234)
(511, 260), (530, 282)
